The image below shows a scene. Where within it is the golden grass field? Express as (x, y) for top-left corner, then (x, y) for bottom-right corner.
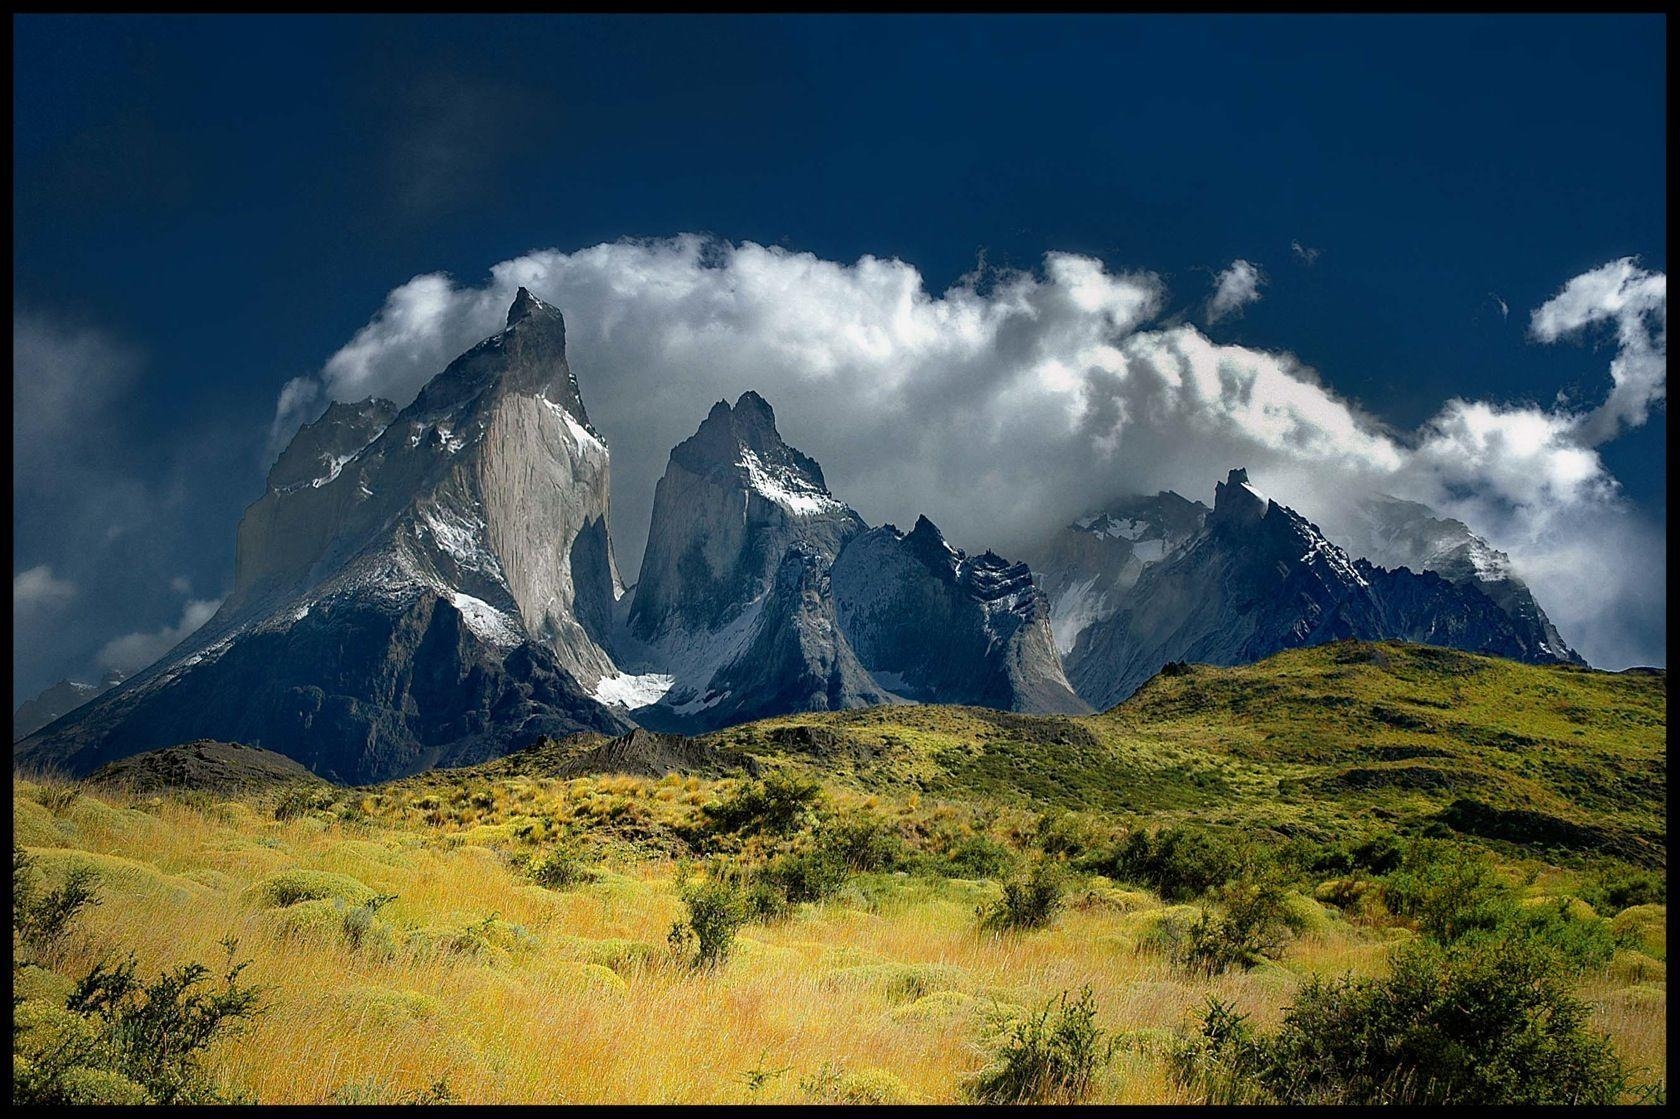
(12, 762), (1667, 1105)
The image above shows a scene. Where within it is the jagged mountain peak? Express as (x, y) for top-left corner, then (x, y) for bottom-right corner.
(903, 514), (959, 566)
(506, 286), (560, 328)
(1212, 466), (1269, 525)
(665, 391), (843, 518)
(677, 390), (812, 472)
(266, 395), (400, 493)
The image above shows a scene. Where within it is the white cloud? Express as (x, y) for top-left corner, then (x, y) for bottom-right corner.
(1205, 259), (1265, 324)
(272, 239), (1665, 668)
(1529, 256), (1666, 446)
(1291, 240), (1321, 266)
(14, 566), (77, 612)
(97, 597), (222, 675)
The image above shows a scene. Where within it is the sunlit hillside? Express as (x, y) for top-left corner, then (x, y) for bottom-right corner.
(12, 642), (1667, 1104)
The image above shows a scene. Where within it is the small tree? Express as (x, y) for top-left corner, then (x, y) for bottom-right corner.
(669, 876), (749, 971)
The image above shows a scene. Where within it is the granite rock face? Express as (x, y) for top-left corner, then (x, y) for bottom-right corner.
(608, 393), (1084, 729)
(831, 516), (1090, 714)
(611, 393), (878, 731)
(17, 290), (631, 781)
(1034, 491), (1209, 656)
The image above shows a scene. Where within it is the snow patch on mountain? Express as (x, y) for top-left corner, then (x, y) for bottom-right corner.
(738, 448), (844, 515)
(591, 671), (676, 709)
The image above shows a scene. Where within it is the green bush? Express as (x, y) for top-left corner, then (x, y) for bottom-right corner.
(13, 845), (101, 965)
(1486, 897), (1618, 972)
(1035, 810), (1111, 859)
(1172, 939), (1631, 1104)
(1100, 827), (1242, 902)
(1579, 865), (1666, 913)
(764, 848), (849, 906)
(273, 785), (335, 821)
(1286, 832), (1404, 878)
(15, 938), (264, 1105)
(966, 987), (1112, 1103)
(527, 845), (595, 891)
(1180, 872), (1305, 973)
(668, 876), (750, 971)
(703, 772), (823, 836)
(815, 812), (904, 872)
(979, 860), (1066, 932)
(944, 835), (1017, 880)
(1380, 841), (1511, 942)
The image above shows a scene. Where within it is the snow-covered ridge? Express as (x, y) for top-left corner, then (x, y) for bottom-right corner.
(447, 590), (524, 646)
(737, 448), (844, 516)
(540, 393), (606, 458)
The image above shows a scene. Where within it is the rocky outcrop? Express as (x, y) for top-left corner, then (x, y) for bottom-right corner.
(85, 740), (325, 796)
(831, 516), (1090, 713)
(17, 290), (631, 781)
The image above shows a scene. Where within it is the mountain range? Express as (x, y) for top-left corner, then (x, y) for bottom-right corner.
(14, 291), (1583, 781)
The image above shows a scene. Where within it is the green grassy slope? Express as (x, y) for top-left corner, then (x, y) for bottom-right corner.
(699, 641), (1666, 865)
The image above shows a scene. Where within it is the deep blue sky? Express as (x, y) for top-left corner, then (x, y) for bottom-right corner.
(11, 14), (1667, 694)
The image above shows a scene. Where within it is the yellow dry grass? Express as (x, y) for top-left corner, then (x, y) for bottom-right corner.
(12, 775), (1666, 1104)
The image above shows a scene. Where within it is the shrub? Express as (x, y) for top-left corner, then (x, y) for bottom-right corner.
(527, 845), (595, 890)
(979, 861), (1067, 932)
(272, 785), (335, 821)
(1180, 872), (1305, 974)
(1035, 810), (1110, 859)
(1380, 841), (1511, 942)
(1102, 826), (1242, 902)
(966, 987), (1112, 1104)
(1172, 939), (1631, 1105)
(668, 876), (749, 970)
(1579, 865), (1666, 913)
(16, 937), (264, 1105)
(1289, 832), (1404, 878)
(945, 835), (1016, 880)
(703, 772), (823, 836)
(13, 845), (101, 965)
(815, 812), (904, 872)
(339, 894), (398, 953)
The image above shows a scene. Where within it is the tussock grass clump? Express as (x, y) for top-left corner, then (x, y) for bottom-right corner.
(826, 961), (972, 1002)
(247, 869), (377, 909)
(801, 1063), (916, 1103)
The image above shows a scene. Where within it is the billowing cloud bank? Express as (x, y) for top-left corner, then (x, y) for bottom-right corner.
(272, 238), (1666, 669)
